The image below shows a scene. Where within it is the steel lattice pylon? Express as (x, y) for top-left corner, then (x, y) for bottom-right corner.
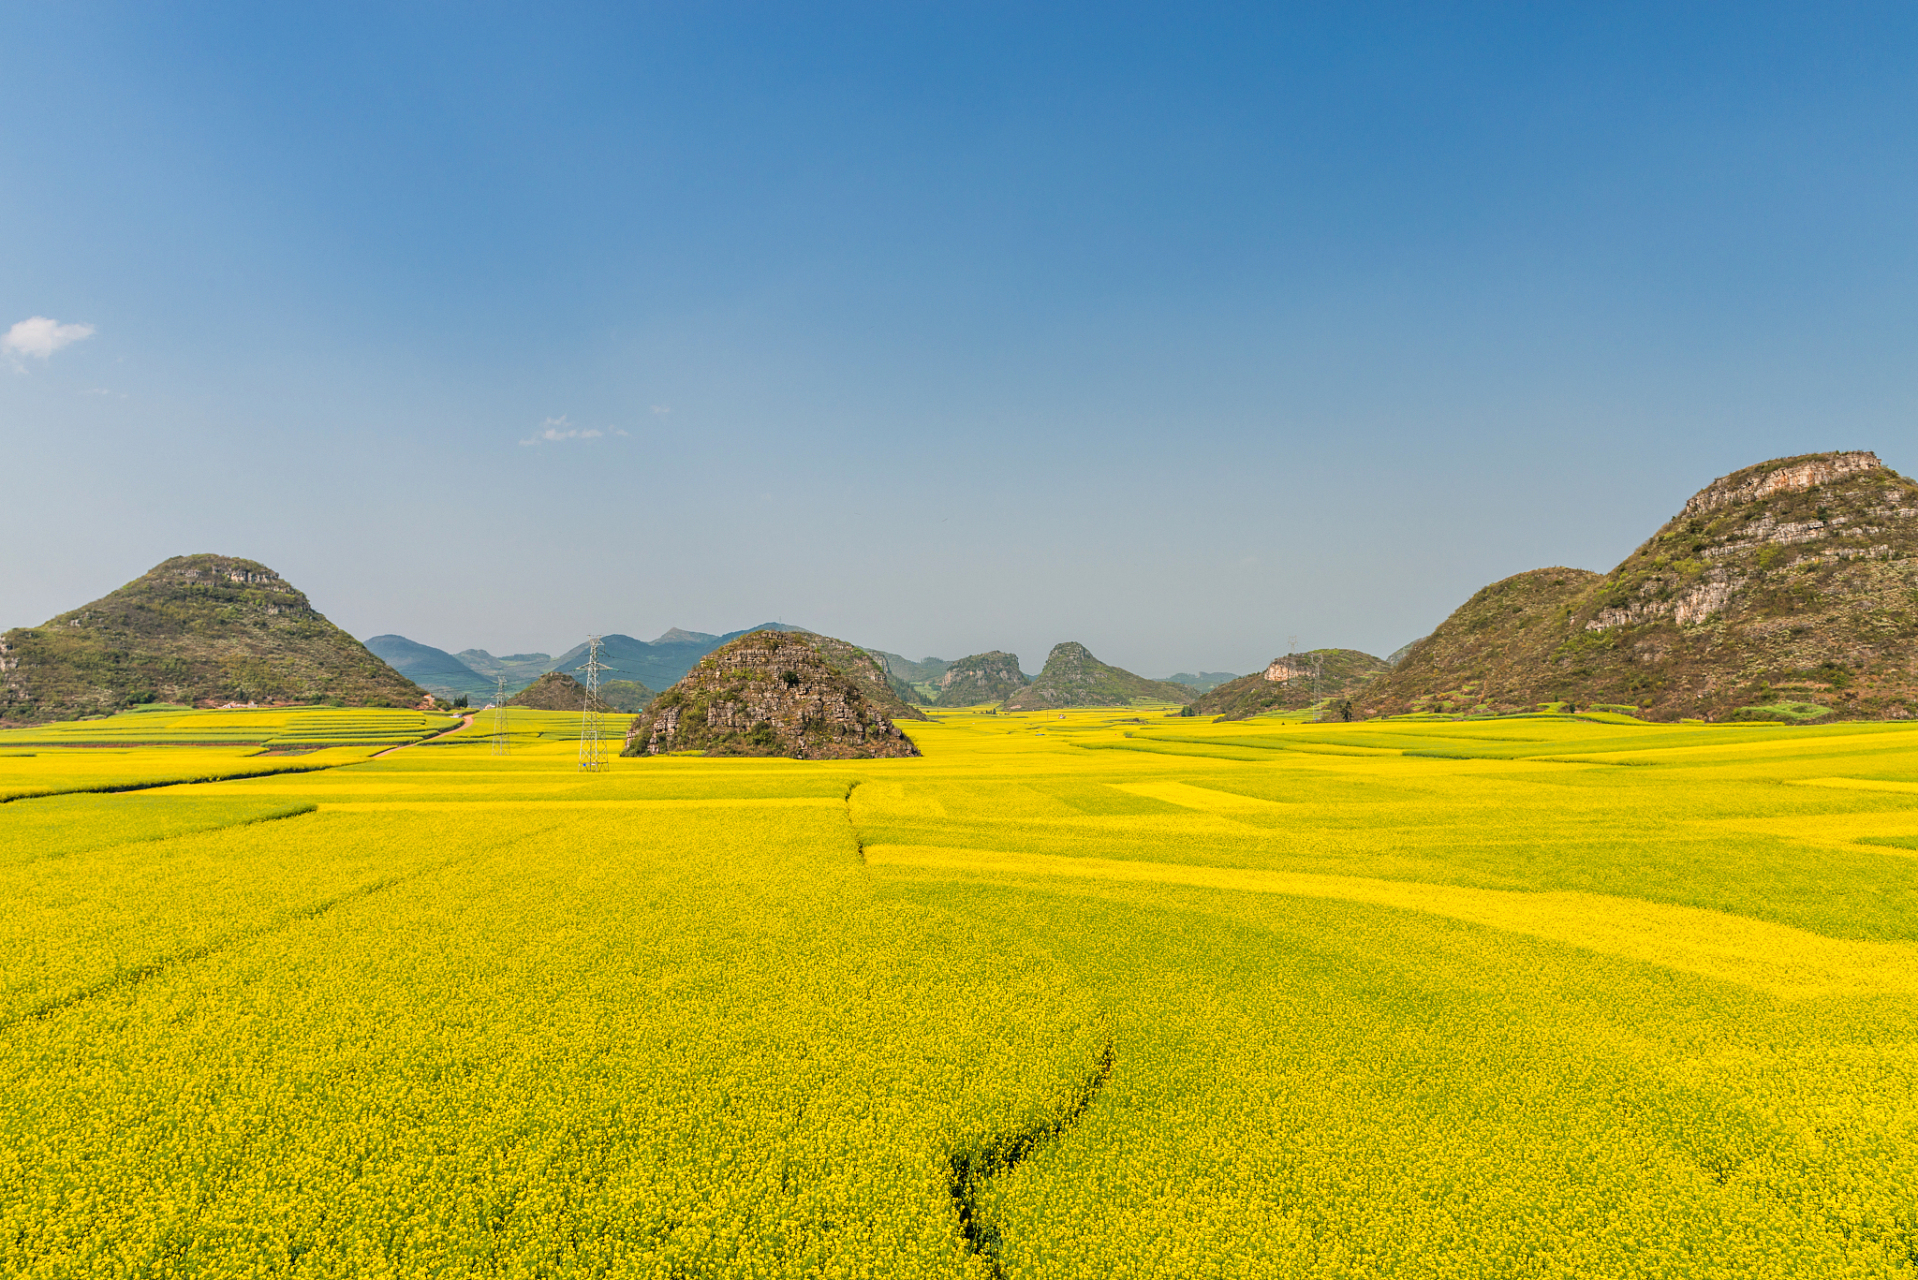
(578, 635), (609, 772)
(492, 675), (509, 755)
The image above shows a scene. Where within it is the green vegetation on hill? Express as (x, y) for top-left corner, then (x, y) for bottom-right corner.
(1004, 643), (1197, 710)
(505, 671), (589, 711)
(0, 555), (423, 725)
(1186, 649), (1389, 720)
(598, 679), (657, 713)
(1363, 451), (1918, 721)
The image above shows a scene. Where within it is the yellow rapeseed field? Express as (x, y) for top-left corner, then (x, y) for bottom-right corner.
(5, 704), (1918, 1275)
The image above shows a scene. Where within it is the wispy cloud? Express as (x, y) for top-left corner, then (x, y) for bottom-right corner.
(650, 404), (671, 415)
(80, 387), (126, 399)
(3, 316), (96, 360)
(519, 415), (629, 446)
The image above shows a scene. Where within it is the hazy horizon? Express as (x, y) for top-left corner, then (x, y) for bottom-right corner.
(7, 4), (1914, 676)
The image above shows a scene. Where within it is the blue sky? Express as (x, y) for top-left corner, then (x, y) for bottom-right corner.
(4, 2), (1914, 675)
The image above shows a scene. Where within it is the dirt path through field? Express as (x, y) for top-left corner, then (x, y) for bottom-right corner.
(372, 714), (475, 759)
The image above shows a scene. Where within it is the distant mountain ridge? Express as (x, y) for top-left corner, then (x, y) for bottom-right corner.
(368, 623), (805, 702)
(1162, 671), (1238, 693)
(3, 555), (423, 723)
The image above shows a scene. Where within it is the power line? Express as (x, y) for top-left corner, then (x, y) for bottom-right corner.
(578, 635), (608, 772)
(492, 675), (509, 756)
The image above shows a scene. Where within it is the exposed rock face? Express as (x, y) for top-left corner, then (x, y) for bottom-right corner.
(1361, 451), (1918, 720)
(621, 630), (921, 759)
(1187, 649), (1390, 720)
(0, 554), (423, 724)
(932, 651), (1030, 707)
(1003, 642), (1197, 710)
(802, 635), (930, 719)
(505, 670), (588, 711)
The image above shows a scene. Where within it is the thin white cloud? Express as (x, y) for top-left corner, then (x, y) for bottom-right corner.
(650, 404), (671, 415)
(80, 387), (126, 398)
(519, 415), (626, 446)
(3, 316), (96, 360)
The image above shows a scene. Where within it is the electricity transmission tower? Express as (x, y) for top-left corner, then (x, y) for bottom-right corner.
(578, 635), (609, 772)
(492, 675), (509, 755)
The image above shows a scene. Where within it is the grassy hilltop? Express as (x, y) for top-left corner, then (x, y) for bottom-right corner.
(1, 555), (422, 723)
(1366, 451), (1918, 721)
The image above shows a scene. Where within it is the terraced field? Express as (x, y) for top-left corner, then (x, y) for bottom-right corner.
(5, 706), (1918, 1276)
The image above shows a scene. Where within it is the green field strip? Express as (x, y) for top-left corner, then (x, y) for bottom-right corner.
(0, 794), (319, 863)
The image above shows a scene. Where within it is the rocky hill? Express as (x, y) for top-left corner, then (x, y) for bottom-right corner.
(932, 651), (1030, 707)
(505, 671), (589, 711)
(1003, 643), (1198, 710)
(1187, 649), (1390, 720)
(0, 555), (423, 724)
(1361, 451), (1918, 721)
(622, 630), (921, 758)
(803, 635), (929, 720)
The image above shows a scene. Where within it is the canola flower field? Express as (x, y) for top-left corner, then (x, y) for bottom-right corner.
(6, 703), (1918, 1276)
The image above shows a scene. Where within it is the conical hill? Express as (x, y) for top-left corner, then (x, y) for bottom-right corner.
(1361, 451), (1918, 721)
(0, 554), (423, 723)
(622, 630), (921, 759)
(1003, 642), (1197, 710)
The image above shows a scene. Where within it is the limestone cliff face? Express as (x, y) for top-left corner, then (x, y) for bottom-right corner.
(1003, 642), (1197, 710)
(931, 651), (1029, 707)
(1362, 451), (1918, 720)
(621, 630), (921, 759)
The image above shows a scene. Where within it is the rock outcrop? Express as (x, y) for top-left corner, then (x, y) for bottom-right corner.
(1361, 451), (1918, 720)
(0, 554), (423, 724)
(1186, 649), (1390, 720)
(621, 630), (922, 758)
(932, 651), (1030, 707)
(1003, 643), (1197, 710)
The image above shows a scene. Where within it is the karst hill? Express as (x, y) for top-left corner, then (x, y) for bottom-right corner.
(0, 555), (423, 724)
(932, 651), (1030, 707)
(1004, 643), (1197, 710)
(623, 630), (922, 758)
(1188, 649), (1390, 720)
(1363, 451), (1918, 721)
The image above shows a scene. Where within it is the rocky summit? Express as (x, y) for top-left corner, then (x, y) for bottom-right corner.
(622, 630), (921, 758)
(931, 651), (1030, 707)
(0, 554), (423, 724)
(1187, 649), (1389, 720)
(1362, 451), (1918, 721)
(1003, 642), (1197, 710)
